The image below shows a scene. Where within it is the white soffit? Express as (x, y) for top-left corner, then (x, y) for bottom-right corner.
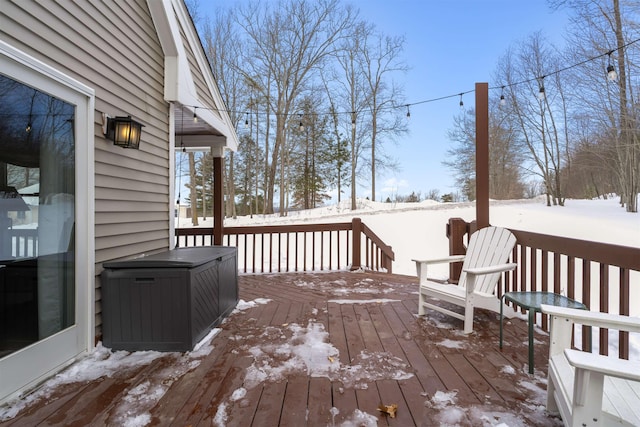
(147, 0), (238, 151)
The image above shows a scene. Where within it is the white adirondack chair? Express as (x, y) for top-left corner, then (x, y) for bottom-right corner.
(542, 304), (640, 427)
(412, 226), (517, 334)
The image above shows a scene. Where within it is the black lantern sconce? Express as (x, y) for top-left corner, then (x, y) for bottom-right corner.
(102, 113), (144, 149)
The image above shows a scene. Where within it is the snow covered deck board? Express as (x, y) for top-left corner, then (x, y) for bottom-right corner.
(0, 271), (560, 426)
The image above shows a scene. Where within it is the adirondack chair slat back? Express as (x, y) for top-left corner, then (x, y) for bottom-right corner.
(458, 227), (516, 295)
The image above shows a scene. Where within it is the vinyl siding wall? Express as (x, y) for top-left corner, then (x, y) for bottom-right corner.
(1, 0), (170, 336)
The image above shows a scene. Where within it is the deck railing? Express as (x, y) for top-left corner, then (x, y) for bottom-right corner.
(7, 228), (38, 258)
(447, 218), (640, 360)
(175, 217), (395, 274)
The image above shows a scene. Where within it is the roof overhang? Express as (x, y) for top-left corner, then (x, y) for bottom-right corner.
(147, 0), (238, 152)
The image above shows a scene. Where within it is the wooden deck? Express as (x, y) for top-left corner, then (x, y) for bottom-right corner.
(0, 271), (561, 426)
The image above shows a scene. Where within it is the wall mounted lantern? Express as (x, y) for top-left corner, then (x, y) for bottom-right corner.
(102, 113), (144, 149)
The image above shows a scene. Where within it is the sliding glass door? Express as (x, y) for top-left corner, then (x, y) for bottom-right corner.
(0, 43), (93, 403)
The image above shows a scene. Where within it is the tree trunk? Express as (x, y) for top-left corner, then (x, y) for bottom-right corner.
(613, 0), (638, 212)
(351, 115), (357, 210)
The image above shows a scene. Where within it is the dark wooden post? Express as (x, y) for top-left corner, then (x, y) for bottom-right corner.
(447, 218), (469, 283)
(213, 155), (223, 245)
(351, 217), (362, 271)
(475, 82), (489, 229)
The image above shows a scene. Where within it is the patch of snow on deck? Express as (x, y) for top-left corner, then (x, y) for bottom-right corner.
(327, 298), (400, 305)
(242, 321), (413, 390)
(0, 329), (221, 423)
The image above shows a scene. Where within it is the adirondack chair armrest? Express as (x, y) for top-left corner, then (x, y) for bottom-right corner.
(412, 255), (466, 265)
(541, 304), (640, 333)
(565, 349), (640, 382)
(413, 256), (467, 284)
(463, 262), (517, 276)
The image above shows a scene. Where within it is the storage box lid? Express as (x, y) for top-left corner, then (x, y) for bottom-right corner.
(103, 247), (236, 269)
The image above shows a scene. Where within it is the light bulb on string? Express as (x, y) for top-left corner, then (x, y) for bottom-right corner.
(537, 76), (546, 101)
(607, 51), (617, 81)
(538, 86), (545, 100)
(459, 93), (464, 109)
(500, 86), (506, 107)
(299, 114), (304, 132)
(351, 112), (356, 130)
(406, 105), (411, 120)
(193, 107), (198, 123)
(25, 122), (32, 133)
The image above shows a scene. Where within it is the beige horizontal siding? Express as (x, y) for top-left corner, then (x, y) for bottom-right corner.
(1, 0), (172, 338)
(96, 211), (170, 224)
(96, 238), (172, 265)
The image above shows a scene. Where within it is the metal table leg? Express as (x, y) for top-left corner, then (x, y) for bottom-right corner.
(528, 309), (535, 374)
(499, 294), (505, 349)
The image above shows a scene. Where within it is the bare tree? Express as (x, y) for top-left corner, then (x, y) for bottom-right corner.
(549, 0), (639, 212)
(498, 34), (570, 206)
(321, 75), (350, 203)
(332, 21), (371, 210)
(200, 7), (248, 218)
(358, 29), (408, 201)
(234, 0), (355, 215)
(445, 105), (526, 200)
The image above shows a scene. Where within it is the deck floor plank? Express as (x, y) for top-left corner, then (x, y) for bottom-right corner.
(307, 377), (333, 426)
(330, 381), (359, 425)
(254, 380), (288, 427)
(355, 384), (389, 427)
(354, 303), (385, 353)
(150, 335), (232, 425)
(278, 376), (309, 426)
(0, 271), (561, 426)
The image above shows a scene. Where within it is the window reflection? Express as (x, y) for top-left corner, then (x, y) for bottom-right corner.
(0, 74), (76, 358)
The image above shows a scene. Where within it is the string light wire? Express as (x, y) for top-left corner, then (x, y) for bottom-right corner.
(186, 37), (640, 120)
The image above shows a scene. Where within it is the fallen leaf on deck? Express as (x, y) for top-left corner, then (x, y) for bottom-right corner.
(377, 403), (398, 418)
(328, 356), (335, 363)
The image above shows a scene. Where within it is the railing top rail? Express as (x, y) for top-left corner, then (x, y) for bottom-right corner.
(175, 227), (214, 236)
(361, 223), (395, 261)
(223, 222), (354, 234)
(509, 228), (640, 271)
(176, 222), (356, 236)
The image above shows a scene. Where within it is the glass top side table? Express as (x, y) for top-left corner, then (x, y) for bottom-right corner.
(499, 291), (587, 374)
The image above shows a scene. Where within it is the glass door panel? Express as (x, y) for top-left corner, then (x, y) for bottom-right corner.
(0, 73), (76, 358)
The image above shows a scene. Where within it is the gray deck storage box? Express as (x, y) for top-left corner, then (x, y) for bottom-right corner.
(101, 247), (237, 352)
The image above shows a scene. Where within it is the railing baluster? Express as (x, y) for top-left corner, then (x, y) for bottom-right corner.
(346, 230), (350, 270)
(243, 234), (248, 273)
(252, 233), (256, 274)
(329, 231), (333, 271)
(541, 249), (548, 293)
(619, 267), (630, 359)
(286, 233), (290, 272)
(582, 259), (592, 352)
(312, 231), (316, 271)
(338, 230), (342, 270)
(260, 233), (265, 273)
(520, 246), (527, 294)
(303, 232), (308, 271)
(600, 263), (609, 355)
